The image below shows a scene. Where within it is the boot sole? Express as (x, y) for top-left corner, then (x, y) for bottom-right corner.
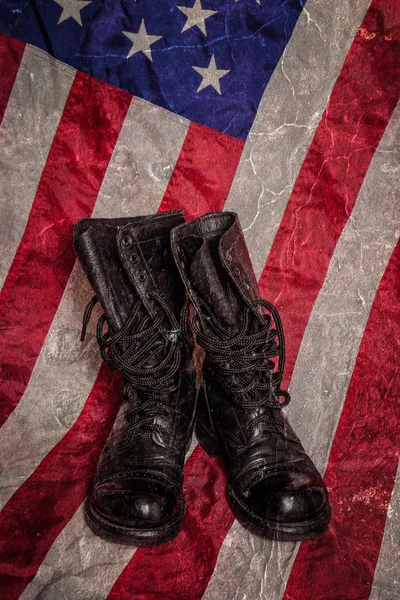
(84, 496), (186, 546)
(196, 421), (331, 542)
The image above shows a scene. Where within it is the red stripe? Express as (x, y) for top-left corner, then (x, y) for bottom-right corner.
(0, 72), (131, 427)
(282, 239), (400, 600)
(159, 121), (244, 218)
(257, 0), (400, 389)
(0, 34), (25, 126)
(0, 121), (242, 598)
(0, 365), (122, 600)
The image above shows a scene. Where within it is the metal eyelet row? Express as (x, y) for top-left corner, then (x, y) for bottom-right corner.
(121, 237), (146, 282)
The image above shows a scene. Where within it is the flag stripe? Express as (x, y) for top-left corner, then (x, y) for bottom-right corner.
(225, 0), (372, 278)
(0, 46), (74, 289)
(282, 237), (400, 600)
(159, 121), (244, 218)
(202, 102), (400, 600)
(20, 440), (198, 600)
(369, 460), (400, 600)
(0, 72), (131, 428)
(0, 34), (24, 125)
(91, 96), (191, 219)
(0, 364), (122, 600)
(0, 95), (189, 510)
(257, 0), (400, 389)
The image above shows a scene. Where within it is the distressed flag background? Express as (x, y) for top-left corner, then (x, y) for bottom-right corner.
(0, 0), (399, 598)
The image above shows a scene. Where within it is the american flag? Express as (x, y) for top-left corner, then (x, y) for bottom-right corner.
(0, 0), (399, 598)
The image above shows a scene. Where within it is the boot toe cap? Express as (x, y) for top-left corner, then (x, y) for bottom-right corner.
(240, 470), (328, 524)
(93, 480), (177, 529)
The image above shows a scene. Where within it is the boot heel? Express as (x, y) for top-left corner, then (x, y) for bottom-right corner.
(195, 421), (223, 457)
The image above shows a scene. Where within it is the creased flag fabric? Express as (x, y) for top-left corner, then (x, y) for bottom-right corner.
(0, 1), (399, 599)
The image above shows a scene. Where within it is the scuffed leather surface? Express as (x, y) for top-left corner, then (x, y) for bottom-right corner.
(74, 212), (197, 534)
(172, 212), (329, 528)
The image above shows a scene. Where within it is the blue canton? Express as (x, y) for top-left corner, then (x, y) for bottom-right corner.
(0, 0), (306, 139)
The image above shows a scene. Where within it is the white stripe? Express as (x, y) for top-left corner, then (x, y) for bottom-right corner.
(0, 93), (189, 510)
(202, 103), (400, 600)
(20, 438), (198, 600)
(225, 0), (371, 278)
(19, 504), (137, 600)
(369, 459), (400, 600)
(0, 47), (73, 289)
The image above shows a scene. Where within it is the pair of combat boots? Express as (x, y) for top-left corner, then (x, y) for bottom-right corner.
(74, 211), (330, 546)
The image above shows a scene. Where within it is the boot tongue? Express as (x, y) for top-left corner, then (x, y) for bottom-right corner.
(115, 214), (186, 389)
(74, 212), (185, 333)
(117, 215), (185, 322)
(74, 219), (138, 332)
(189, 237), (245, 331)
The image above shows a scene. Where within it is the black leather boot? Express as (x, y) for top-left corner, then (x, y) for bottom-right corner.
(171, 212), (330, 541)
(74, 211), (197, 546)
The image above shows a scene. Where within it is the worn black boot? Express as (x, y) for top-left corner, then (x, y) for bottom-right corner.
(74, 211), (197, 546)
(171, 212), (330, 541)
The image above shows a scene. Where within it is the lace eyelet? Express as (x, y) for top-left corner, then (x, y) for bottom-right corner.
(138, 272), (147, 282)
(131, 254), (138, 263)
(122, 236), (131, 247)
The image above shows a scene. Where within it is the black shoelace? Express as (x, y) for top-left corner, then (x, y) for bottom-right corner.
(81, 292), (189, 448)
(192, 297), (291, 446)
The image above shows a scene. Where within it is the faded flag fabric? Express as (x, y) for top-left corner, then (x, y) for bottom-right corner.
(0, 0), (399, 599)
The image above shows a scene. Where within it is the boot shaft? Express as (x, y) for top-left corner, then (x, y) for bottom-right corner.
(75, 212), (199, 546)
(171, 212), (262, 331)
(74, 211), (186, 331)
(171, 210), (287, 437)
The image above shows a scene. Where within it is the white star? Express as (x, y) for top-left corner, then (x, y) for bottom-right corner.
(54, 0), (92, 27)
(177, 0), (218, 36)
(192, 54), (230, 95)
(122, 20), (162, 63)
